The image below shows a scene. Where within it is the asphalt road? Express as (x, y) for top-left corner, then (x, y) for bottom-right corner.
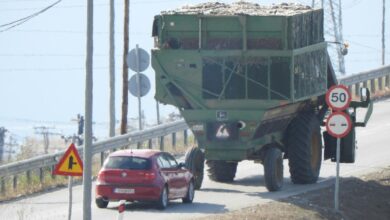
(1, 99), (389, 220)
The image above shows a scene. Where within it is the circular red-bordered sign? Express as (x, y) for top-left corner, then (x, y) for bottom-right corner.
(326, 112), (352, 138)
(325, 85), (352, 111)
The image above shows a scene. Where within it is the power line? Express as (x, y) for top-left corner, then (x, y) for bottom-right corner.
(0, 66), (108, 72)
(0, 0), (183, 11)
(0, 0), (62, 33)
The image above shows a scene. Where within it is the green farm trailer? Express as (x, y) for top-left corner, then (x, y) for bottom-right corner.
(151, 2), (372, 191)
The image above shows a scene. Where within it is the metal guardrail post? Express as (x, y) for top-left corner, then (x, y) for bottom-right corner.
(51, 165), (56, 179)
(378, 77), (383, 90)
(1, 177), (5, 195)
(39, 168), (44, 183)
(148, 139), (152, 149)
(354, 83), (360, 97)
(13, 176), (17, 191)
(26, 170), (31, 184)
(172, 133), (176, 150)
(160, 136), (164, 151)
(100, 152), (104, 167)
(184, 130), (188, 146)
(370, 79), (376, 94)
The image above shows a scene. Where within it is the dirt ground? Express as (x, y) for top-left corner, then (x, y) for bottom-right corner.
(194, 166), (390, 220)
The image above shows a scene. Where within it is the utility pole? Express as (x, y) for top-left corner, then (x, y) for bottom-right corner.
(34, 126), (60, 154)
(109, 0), (116, 137)
(383, 0), (386, 66)
(83, 0), (94, 219)
(6, 136), (17, 162)
(121, 0), (130, 134)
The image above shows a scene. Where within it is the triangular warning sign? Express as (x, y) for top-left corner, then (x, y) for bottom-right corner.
(53, 143), (83, 176)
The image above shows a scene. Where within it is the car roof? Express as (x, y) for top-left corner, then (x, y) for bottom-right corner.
(108, 149), (162, 158)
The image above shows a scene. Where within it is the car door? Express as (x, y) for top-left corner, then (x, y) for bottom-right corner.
(157, 154), (178, 199)
(165, 153), (188, 197)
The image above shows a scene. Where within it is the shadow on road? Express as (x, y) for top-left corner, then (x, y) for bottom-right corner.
(106, 201), (227, 214)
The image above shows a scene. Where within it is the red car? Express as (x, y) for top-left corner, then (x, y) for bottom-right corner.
(95, 149), (195, 209)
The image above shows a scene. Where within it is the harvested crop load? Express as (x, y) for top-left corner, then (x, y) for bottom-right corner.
(162, 1), (313, 16)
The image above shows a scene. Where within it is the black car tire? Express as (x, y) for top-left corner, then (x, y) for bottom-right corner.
(157, 186), (169, 210)
(95, 197), (109, 208)
(182, 180), (195, 203)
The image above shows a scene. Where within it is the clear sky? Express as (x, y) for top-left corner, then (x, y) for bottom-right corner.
(0, 0), (388, 126)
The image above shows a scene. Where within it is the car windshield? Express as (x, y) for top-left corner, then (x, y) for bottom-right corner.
(104, 156), (151, 170)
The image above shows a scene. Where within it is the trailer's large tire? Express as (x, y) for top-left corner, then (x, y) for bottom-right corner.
(287, 112), (322, 184)
(263, 147), (284, 191)
(184, 146), (205, 189)
(206, 160), (238, 182)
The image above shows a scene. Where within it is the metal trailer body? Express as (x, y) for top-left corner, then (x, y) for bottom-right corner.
(151, 4), (372, 191)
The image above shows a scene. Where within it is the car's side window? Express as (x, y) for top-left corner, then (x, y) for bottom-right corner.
(156, 156), (164, 168)
(157, 155), (171, 169)
(165, 154), (178, 168)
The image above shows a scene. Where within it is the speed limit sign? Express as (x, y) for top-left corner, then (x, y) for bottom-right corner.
(326, 85), (351, 111)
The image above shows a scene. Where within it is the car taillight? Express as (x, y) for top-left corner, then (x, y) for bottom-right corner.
(96, 173), (106, 184)
(143, 172), (156, 181)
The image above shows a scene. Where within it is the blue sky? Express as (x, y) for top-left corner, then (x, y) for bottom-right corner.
(0, 0), (388, 126)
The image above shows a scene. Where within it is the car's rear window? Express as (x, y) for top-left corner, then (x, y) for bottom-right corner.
(104, 156), (151, 170)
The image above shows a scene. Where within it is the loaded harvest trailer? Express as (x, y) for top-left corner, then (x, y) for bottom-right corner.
(151, 2), (372, 191)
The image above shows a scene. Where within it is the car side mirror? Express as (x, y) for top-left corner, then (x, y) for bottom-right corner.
(178, 162), (186, 169)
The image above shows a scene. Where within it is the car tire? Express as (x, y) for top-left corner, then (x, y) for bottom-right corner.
(182, 180), (195, 203)
(157, 186), (169, 210)
(95, 197), (109, 208)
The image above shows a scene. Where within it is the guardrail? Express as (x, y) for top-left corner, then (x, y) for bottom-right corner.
(339, 65), (390, 96)
(0, 120), (189, 193)
(1, 64), (390, 194)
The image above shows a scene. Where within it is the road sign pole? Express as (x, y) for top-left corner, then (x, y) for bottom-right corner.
(83, 0), (94, 219)
(68, 176), (73, 220)
(135, 44), (142, 131)
(335, 137), (340, 211)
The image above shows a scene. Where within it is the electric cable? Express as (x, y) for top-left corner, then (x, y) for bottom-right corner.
(0, 0), (62, 33)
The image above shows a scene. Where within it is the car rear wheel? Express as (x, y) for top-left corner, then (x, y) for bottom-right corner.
(157, 186), (168, 209)
(182, 180), (195, 203)
(95, 197), (108, 208)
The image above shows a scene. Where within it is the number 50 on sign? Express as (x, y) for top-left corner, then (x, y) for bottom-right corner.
(325, 85), (352, 111)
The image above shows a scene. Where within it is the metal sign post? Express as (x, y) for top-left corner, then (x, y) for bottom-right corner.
(53, 143), (83, 220)
(135, 45), (142, 131)
(68, 176), (73, 220)
(326, 112), (352, 211)
(325, 85), (352, 212)
(126, 45), (150, 135)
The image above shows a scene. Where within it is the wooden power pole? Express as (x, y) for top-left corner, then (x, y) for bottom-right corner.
(121, 0), (130, 134)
